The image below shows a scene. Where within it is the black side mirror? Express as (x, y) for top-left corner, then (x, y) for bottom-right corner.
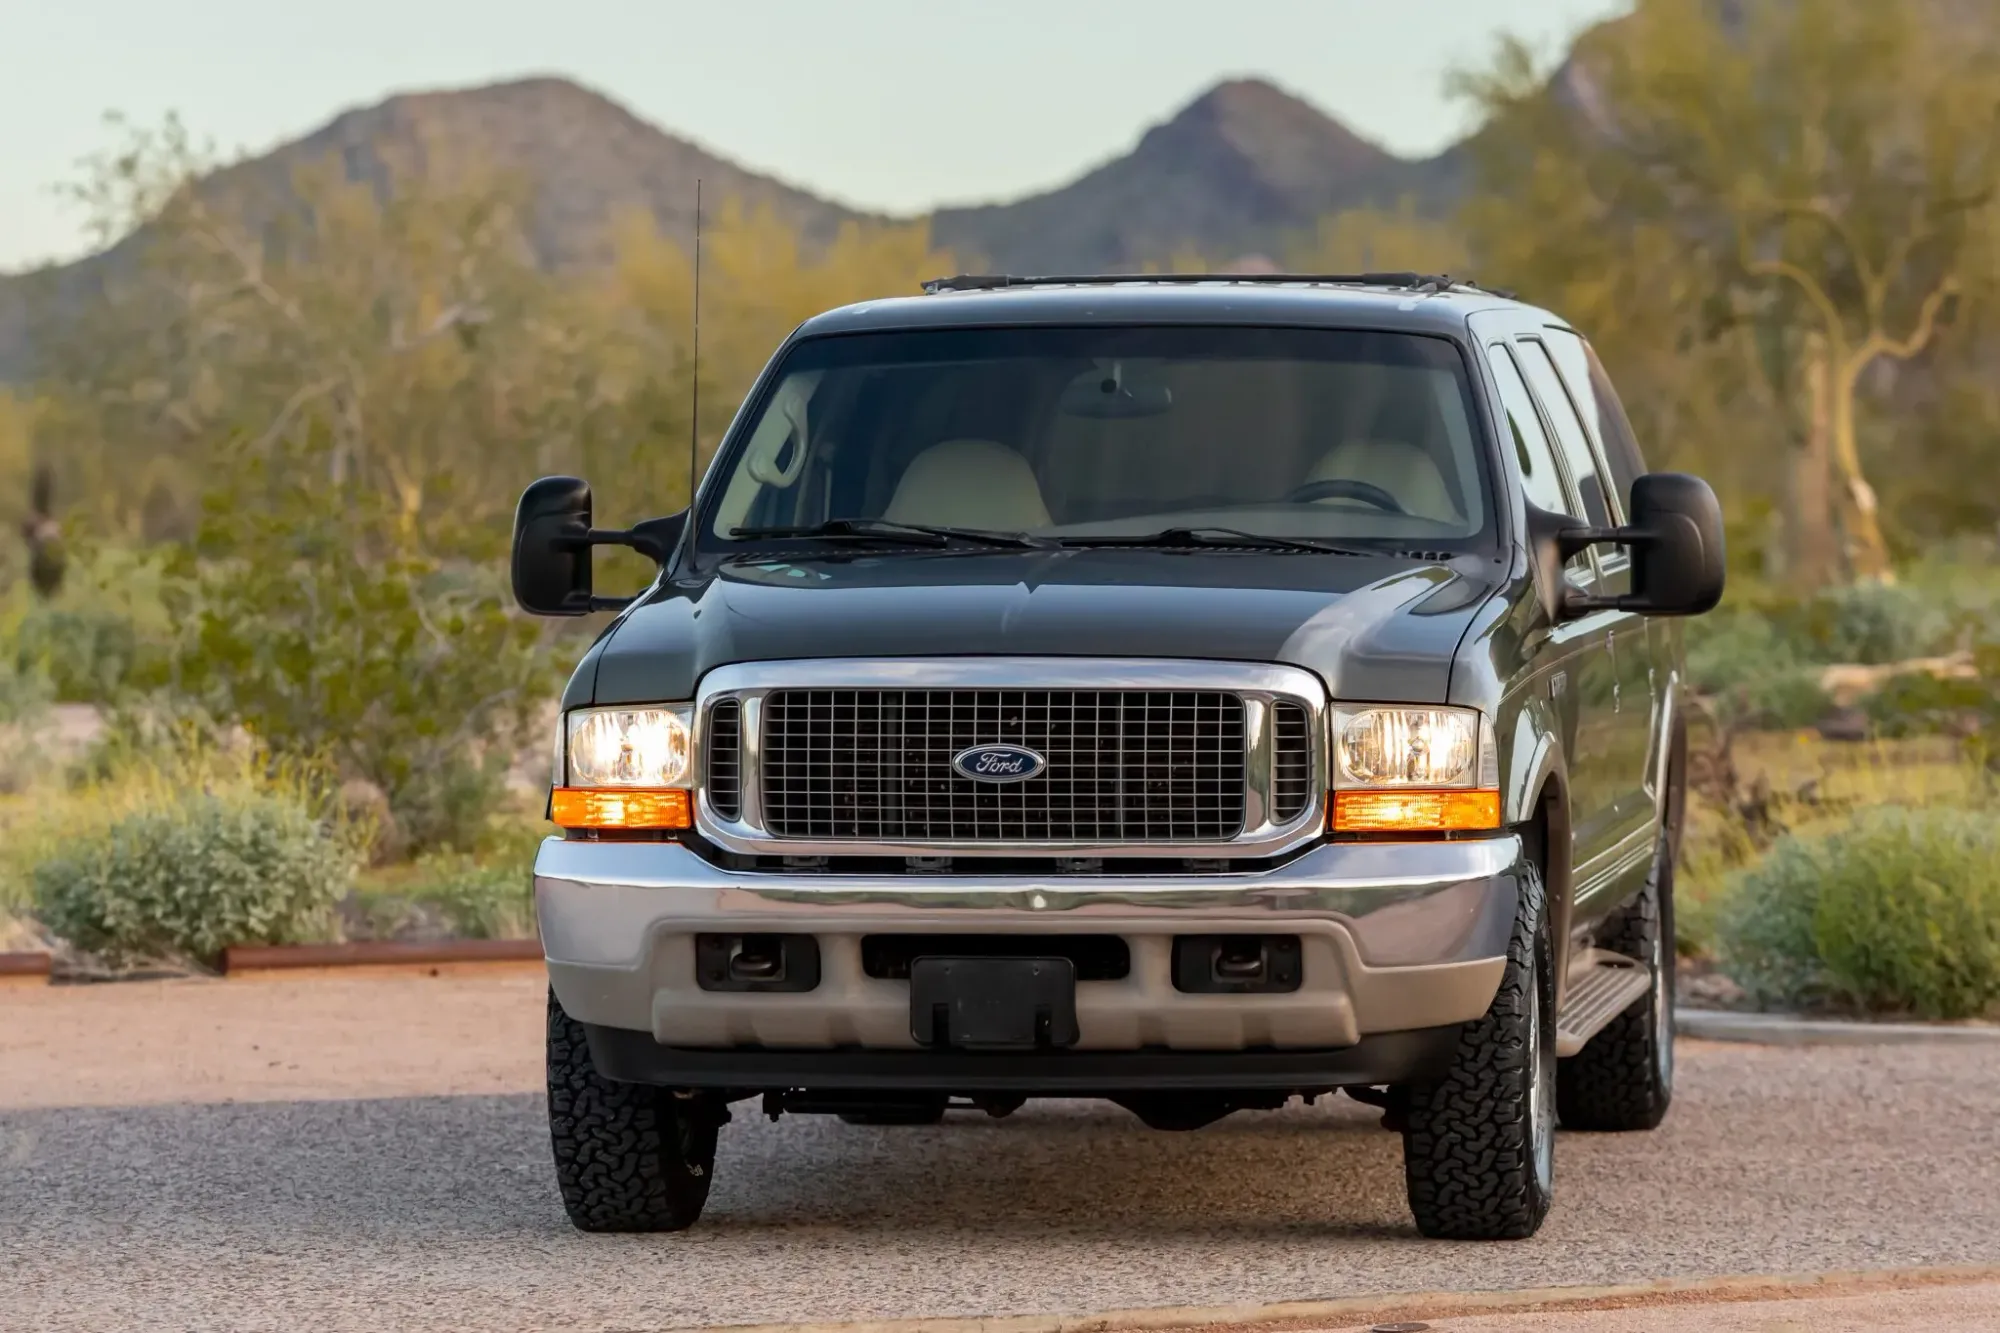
(511, 475), (688, 617)
(1534, 471), (1726, 621)
(1621, 472), (1726, 616)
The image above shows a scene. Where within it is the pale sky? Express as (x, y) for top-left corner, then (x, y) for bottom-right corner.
(1, 0), (1628, 273)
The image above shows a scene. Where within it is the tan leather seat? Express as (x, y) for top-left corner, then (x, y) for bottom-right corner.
(1306, 439), (1458, 523)
(884, 439), (1052, 530)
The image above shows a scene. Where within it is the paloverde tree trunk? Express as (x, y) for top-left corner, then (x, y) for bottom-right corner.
(1741, 214), (1963, 582)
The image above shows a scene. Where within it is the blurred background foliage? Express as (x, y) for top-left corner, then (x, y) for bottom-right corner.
(1, 0), (1999, 1008)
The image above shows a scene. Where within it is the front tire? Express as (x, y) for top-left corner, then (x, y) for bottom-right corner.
(1555, 826), (1676, 1131)
(547, 990), (723, 1233)
(1401, 861), (1557, 1240)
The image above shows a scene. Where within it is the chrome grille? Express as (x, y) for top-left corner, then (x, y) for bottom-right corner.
(1271, 701), (1313, 822)
(705, 699), (743, 820)
(759, 688), (1247, 843)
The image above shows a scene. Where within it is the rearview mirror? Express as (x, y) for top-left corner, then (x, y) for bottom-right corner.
(511, 475), (688, 617)
(1540, 472), (1726, 620)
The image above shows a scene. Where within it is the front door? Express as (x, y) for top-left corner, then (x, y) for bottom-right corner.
(1481, 339), (1625, 884)
(1515, 336), (1656, 909)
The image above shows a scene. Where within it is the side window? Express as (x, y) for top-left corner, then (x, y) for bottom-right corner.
(1543, 328), (1645, 516)
(1484, 343), (1572, 519)
(1516, 339), (1611, 528)
(1486, 342), (1593, 587)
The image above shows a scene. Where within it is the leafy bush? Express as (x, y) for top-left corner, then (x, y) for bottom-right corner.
(29, 775), (357, 966)
(1716, 806), (2000, 1018)
(1801, 582), (1952, 665)
(169, 465), (562, 856)
(9, 545), (176, 704)
(406, 851), (536, 939)
(1741, 667), (1833, 731)
(1686, 608), (1805, 695)
(344, 810), (542, 940)
(1865, 668), (2000, 740)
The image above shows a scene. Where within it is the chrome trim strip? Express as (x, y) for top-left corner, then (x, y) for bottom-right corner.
(691, 657), (1330, 859)
(536, 833), (1519, 906)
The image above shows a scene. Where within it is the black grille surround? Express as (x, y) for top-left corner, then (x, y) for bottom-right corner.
(1270, 701), (1313, 824)
(704, 699), (743, 820)
(758, 688), (1248, 843)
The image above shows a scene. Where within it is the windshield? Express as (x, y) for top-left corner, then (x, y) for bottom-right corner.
(700, 326), (1493, 550)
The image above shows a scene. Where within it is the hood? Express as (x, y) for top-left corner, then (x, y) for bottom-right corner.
(578, 548), (1504, 707)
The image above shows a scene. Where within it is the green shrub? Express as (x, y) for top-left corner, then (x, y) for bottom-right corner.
(1712, 833), (1828, 1005)
(1740, 667), (1832, 731)
(16, 605), (145, 702)
(8, 545), (176, 704)
(1685, 609), (1804, 695)
(170, 469), (562, 856)
(1865, 670), (2000, 739)
(1716, 806), (2000, 1018)
(31, 786), (356, 965)
(1803, 582), (1951, 665)
(404, 851), (536, 939)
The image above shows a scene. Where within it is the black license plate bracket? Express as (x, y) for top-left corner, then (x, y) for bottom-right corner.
(909, 956), (1079, 1050)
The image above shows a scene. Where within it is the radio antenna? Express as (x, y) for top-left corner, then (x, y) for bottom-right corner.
(687, 178), (703, 508)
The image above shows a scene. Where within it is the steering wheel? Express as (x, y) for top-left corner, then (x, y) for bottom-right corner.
(1282, 477), (1408, 514)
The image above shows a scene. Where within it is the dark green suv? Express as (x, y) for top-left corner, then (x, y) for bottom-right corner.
(512, 273), (1724, 1241)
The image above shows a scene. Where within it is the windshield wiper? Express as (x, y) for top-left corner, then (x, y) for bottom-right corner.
(1052, 527), (1379, 556)
(728, 519), (1053, 549)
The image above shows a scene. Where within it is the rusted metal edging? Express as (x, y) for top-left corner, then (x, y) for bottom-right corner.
(0, 951), (54, 985)
(221, 939), (544, 977)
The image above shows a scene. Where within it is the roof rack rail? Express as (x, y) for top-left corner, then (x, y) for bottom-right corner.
(919, 272), (1518, 300)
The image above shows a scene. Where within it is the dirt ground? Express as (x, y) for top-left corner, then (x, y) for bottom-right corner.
(1303, 1277), (2000, 1330)
(0, 968), (546, 1108)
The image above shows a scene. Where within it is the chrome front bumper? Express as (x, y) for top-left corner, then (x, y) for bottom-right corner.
(536, 836), (1523, 1053)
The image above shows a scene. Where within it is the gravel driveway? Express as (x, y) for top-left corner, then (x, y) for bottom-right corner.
(4, 974), (1998, 1331)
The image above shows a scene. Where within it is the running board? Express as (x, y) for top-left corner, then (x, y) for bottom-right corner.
(1556, 949), (1652, 1057)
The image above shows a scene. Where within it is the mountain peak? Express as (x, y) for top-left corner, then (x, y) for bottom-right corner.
(930, 76), (1436, 273)
(1134, 77), (1398, 200)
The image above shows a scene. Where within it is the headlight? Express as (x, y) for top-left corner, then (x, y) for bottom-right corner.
(1329, 705), (1500, 833)
(553, 704), (695, 831)
(563, 705), (694, 788)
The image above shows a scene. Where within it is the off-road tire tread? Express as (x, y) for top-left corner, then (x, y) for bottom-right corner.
(1556, 833), (1675, 1131)
(1401, 862), (1554, 1240)
(547, 990), (718, 1232)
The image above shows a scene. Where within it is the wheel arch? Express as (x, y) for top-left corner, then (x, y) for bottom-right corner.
(1504, 707), (1575, 997)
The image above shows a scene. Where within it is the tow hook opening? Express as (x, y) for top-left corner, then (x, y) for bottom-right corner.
(1172, 934), (1303, 994)
(696, 933), (822, 992)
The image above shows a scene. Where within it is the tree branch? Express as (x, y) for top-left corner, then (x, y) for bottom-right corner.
(1761, 197), (1881, 304)
(1739, 226), (1847, 345)
(1861, 275), (1960, 363)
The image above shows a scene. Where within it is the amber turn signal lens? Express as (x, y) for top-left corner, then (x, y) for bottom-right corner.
(1332, 788), (1501, 834)
(551, 787), (692, 830)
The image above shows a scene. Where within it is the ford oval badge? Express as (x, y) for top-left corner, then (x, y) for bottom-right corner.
(951, 743), (1047, 784)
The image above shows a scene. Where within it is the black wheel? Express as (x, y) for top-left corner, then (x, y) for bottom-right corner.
(1401, 861), (1557, 1240)
(546, 989), (723, 1233)
(1556, 825), (1677, 1131)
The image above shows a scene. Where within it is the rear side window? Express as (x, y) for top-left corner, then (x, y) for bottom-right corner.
(1484, 344), (1572, 519)
(1516, 340), (1611, 527)
(1543, 329), (1646, 512)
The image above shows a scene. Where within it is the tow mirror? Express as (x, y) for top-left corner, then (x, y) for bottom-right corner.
(510, 475), (687, 617)
(1621, 473), (1726, 616)
(1531, 472), (1726, 621)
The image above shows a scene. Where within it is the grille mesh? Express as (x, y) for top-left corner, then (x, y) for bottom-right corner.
(759, 689), (1247, 843)
(1270, 701), (1313, 822)
(705, 699), (743, 820)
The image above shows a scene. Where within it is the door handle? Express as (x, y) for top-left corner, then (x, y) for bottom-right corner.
(1549, 670), (1567, 700)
